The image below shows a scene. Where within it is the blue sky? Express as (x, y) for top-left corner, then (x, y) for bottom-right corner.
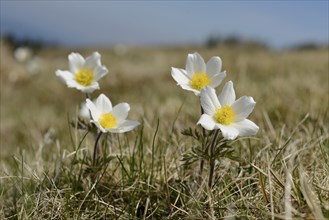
(1, 1), (328, 48)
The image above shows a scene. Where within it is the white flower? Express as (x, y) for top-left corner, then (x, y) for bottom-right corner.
(86, 94), (140, 133)
(197, 81), (259, 140)
(79, 101), (91, 120)
(171, 52), (226, 96)
(56, 52), (108, 93)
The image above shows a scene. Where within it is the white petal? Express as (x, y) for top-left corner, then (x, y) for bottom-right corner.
(108, 120), (140, 133)
(170, 69), (200, 95)
(209, 71), (226, 89)
(85, 83), (100, 93)
(86, 99), (101, 121)
(206, 56), (222, 77)
(217, 124), (239, 140)
(171, 67), (191, 85)
(84, 52), (101, 70)
(231, 96), (256, 121)
(65, 79), (81, 89)
(72, 82), (100, 93)
(231, 119), (259, 137)
(57, 70), (96, 91)
(91, 120), (107, 133)
(68, 52), (85, 73)
(55, 70), (74, 83)
(200, 86), (220, 115)
(218, 81), (235, 106)
(111, 103), (130, 124)
(179, 84), (201, 96)
(95, 94), (112, 114)
(94, 65), (108, 81)
(186, 52), (206, 75)
(197, 114), (217, 130)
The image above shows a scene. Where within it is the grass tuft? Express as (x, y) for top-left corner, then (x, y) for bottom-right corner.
(1, 44), (328, 219)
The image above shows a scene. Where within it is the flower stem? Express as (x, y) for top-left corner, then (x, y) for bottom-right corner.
(199, 105), (206, 180)
(208, 130), (219, 188)
(93, 131), (103, 165)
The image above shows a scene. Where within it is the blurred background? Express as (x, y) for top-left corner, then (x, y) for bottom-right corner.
(1, 1), (328, 49)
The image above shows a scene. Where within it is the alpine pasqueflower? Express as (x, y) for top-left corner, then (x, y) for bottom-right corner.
(171, 52), (226, 96)
(86, 94), (140, 133)
(197, 81), (259, 140)
(55, 52), (108, 93)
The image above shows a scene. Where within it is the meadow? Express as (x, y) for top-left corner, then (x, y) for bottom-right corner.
(1, 39), (328, 219)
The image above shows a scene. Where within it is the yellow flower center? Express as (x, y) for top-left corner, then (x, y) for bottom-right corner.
(98, 113), (117, 129)
(75, 68), (94, 86)
(213, 106), (235, 125)
(189, 72), (210, 91)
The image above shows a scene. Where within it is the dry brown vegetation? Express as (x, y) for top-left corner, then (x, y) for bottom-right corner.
(1, 39), (328, 219)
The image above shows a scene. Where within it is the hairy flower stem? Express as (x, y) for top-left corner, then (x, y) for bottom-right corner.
(199, 105), (206, 180)
(93, 132), (103, 165)
(208, 130), (219, 188)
